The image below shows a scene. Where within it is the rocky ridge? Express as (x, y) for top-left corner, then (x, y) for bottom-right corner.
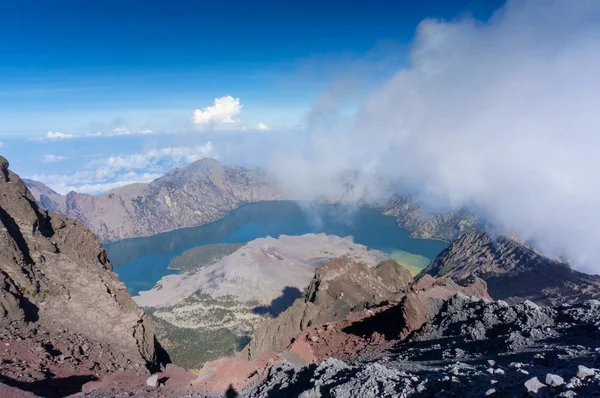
(26, 161), (480, 244)
(419, 231), (600, 305)
(238, 298), (600, 398)
(25, 158), (286, 242)
(381, 195), (481, 241)
(238, 257), (415, 361)
(0, 156), (167, 395)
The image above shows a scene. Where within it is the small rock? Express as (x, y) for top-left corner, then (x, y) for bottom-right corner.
(486, 367), (495, 374)
(494, 369), (505, 375)
(546, 373), (565, 386)
(487, 360), (496, 367)
(524, 377), (546, 394)
(558, 392), (577, 397)
(576, 365), (594, 379)
(146, 374), (159, 387)
(491, 380), (498, 385)
(518, 369), (530, 375)
(309, 335), (319, 343)
(485, 388), (496, 396)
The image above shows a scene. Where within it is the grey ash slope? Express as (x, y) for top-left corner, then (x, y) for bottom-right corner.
(25, 158), (286, 242)
(418, 231), (600, 305)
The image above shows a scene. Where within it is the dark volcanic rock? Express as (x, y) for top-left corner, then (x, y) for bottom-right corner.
(419, 231), (600, 305)
(237, 298), (600, 398)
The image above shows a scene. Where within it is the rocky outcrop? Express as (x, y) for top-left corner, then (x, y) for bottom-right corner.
(241, 299), (600, 398)
(196, 272), (491, 393)
(25, 158), (286, 242)
(239, 258), (414, 360)
(381, 195), (481, 241)
(419, 231), (600, 305)
(0, 156), (165, 384)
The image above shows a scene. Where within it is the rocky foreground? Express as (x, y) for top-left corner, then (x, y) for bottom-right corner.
(235, 298), (600, 397)
(0, 156), (173, 396)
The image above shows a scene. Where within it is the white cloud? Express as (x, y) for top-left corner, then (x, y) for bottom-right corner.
(42, 154), (66, 163)
(37, 173), (164, 195)
(193, 96), (243, 126)
(0, 141), (4, 148)
(257, 122), (270, 131)
(112, 127), (130, 135)
(32, 142), (216, 195)
(99, 142), (214, 172)
(29, 130), (75, 142)
(46, 131), (73, 140)
(271, 0), (600, 273)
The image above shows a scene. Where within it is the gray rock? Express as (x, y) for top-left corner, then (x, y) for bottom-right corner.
(546, 373), (565, 386)
(524, 377), (546, 394)
(576, 365), (594, 379)
(485, 388), (496, 396)
(146, 374), (158, 387)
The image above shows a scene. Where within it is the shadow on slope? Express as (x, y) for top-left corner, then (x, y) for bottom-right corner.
(252, 286), (304, 317)
(0, 374), (98, 397)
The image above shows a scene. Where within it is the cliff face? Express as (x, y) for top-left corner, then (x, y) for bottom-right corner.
(0, 156), (163, 372)
(239, 258), (415, 360)
(381, 195), (481, 241)
(419, 231), (600, 305)
(25, 158), (286, 242)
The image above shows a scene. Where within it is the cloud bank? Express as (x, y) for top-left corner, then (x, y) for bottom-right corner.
(270, 0), (600, 272)
(33, 142), (215, 195)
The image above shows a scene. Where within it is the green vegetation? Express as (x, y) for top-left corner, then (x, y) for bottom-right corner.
(146, 309), (249, 372)
(144, 292), (263, 371)
(167, 243), (245, 274)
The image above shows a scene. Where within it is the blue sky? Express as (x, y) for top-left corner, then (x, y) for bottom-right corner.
(0, 0), (504, 194)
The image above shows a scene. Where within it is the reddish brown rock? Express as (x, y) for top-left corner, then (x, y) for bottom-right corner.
(0, 156), (167, 396)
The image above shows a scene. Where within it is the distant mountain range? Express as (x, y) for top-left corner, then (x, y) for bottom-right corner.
(25, 158), (286, 242)
(25, 158), (481, 243)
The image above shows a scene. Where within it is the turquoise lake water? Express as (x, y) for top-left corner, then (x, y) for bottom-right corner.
(105, 201), (448, 296)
